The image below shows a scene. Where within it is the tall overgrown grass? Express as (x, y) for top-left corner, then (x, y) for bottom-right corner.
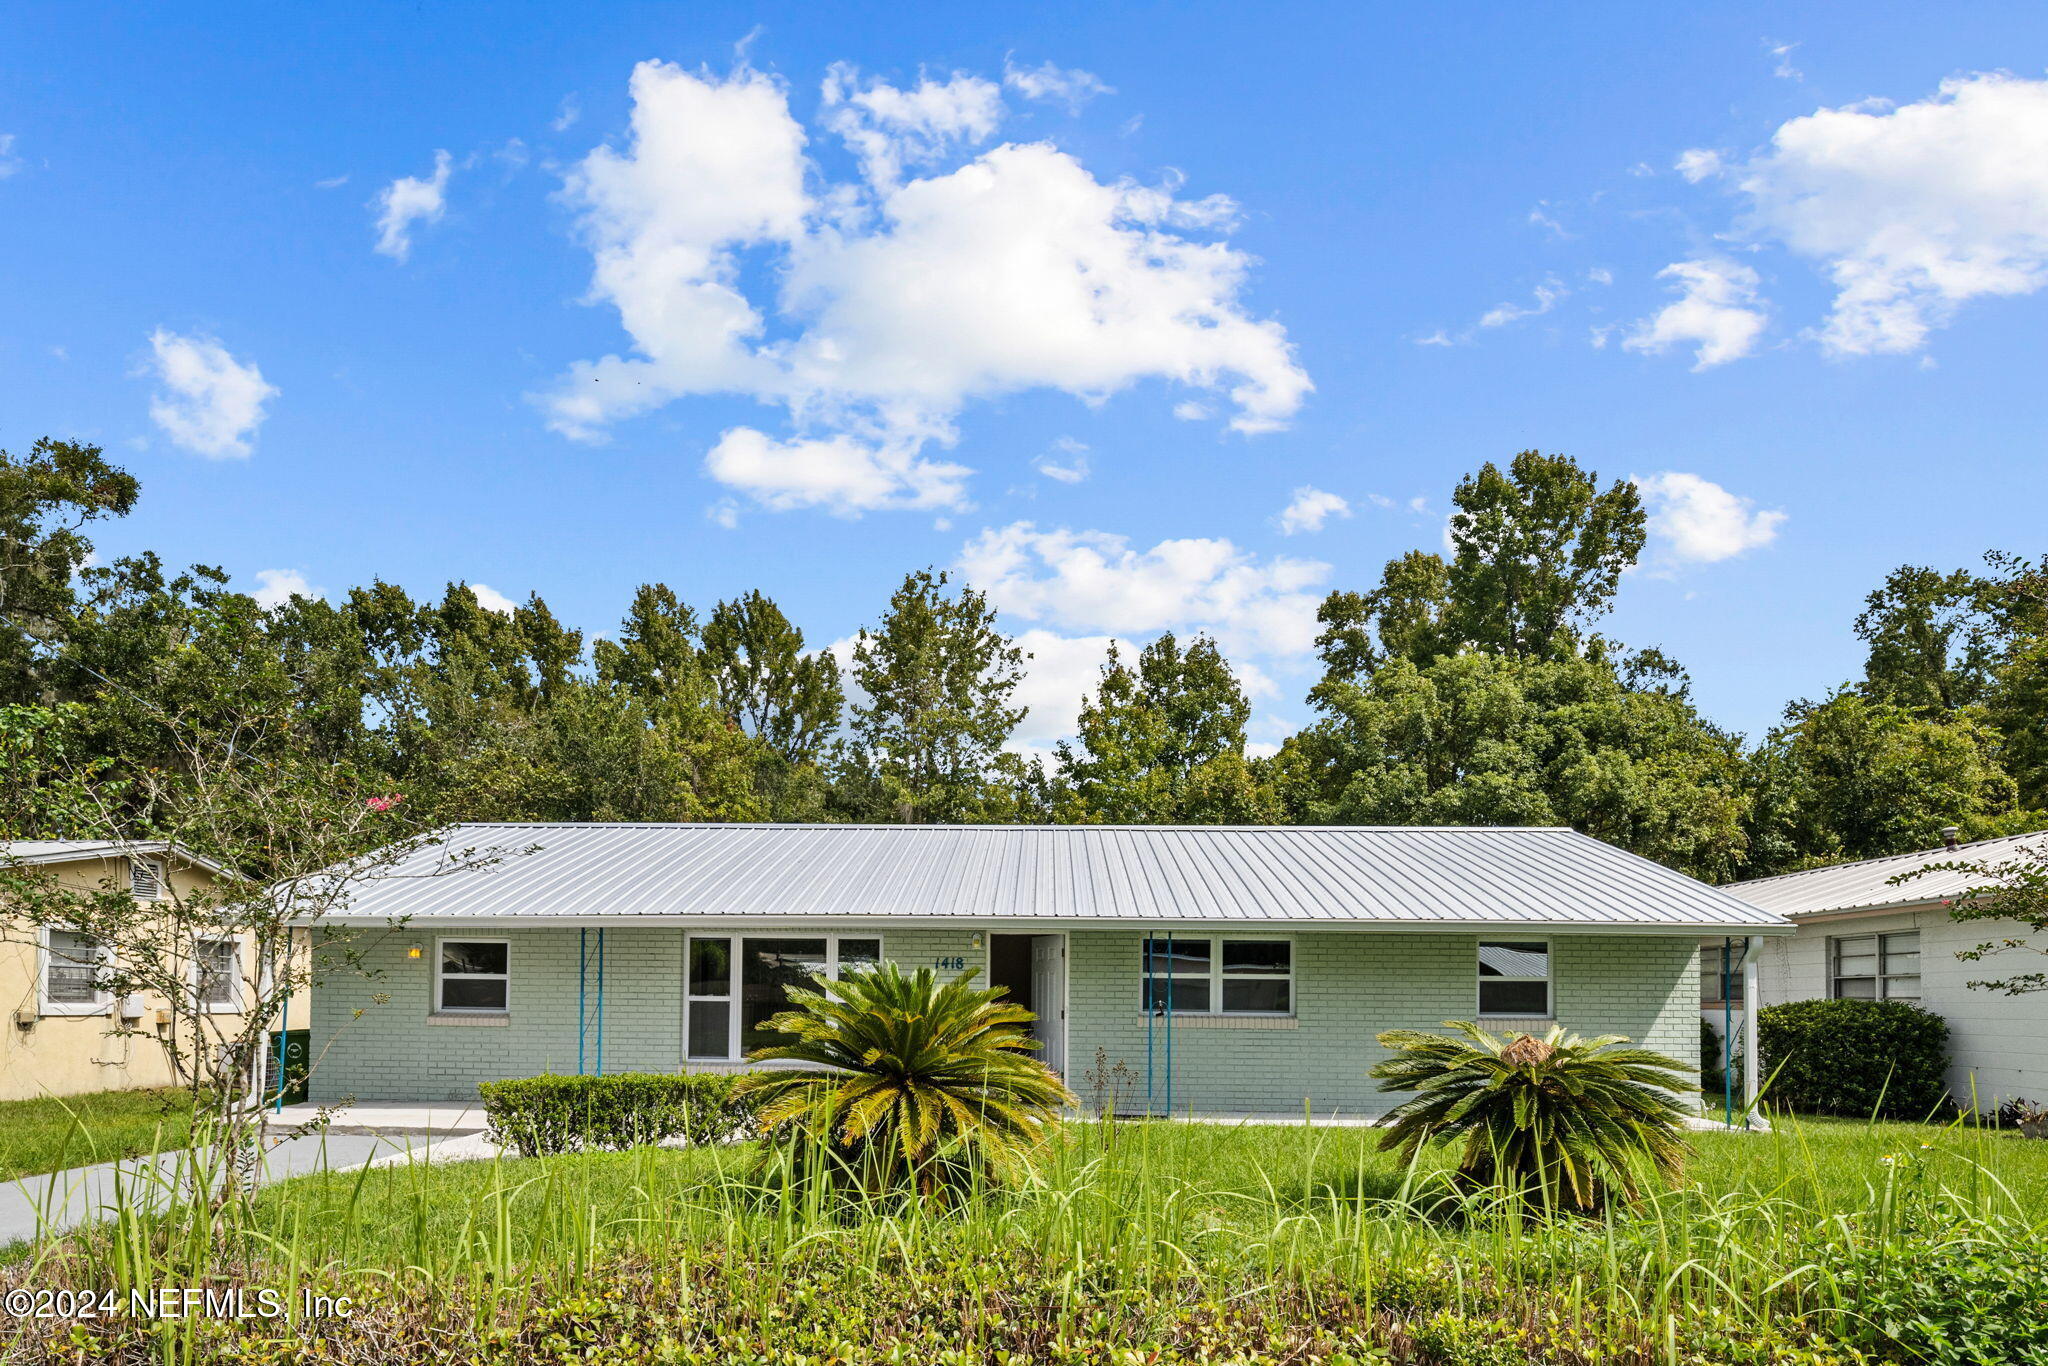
(4, 1113), (2045, 1363)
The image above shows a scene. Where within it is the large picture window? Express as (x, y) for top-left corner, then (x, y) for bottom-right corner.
(1478, 940), (1551, 1016)
(1830, 931), (1919, 1002)
(686, 934), (882, 1060)
(436, 938), (509, 1013)
(1138, 937), (1292, 1016)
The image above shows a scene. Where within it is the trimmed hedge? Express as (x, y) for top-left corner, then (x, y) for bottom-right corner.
(478, 1072), (765, 1157)
(1756, 998), (1951, 1119)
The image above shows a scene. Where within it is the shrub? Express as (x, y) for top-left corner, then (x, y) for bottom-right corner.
(740, 963), (1075, 1201)
(477, 1071), (763, 1157)
(1823, 1222), (2048, 1365)
(1370, 1022), (1695, 1213)
(1756, 998), (1951, 1119)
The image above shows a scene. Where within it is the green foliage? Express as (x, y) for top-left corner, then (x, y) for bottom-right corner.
(740, 963), (1074, 1198)
(0, 702), (112, 838)
(1443, 449), (1646, 661)
(848, 569), (1027, 822)
(1757, 998), (1953, 1118)
(1825, 1226), (2048, 1365)
(1855, 564), (2000, 714)
(477, 1072), (764, 1157)
(1370, 1022), (1695, 1213)
(1900, 840), (2048, 995)
(1746, 690), (2029, 873)
(1054, 631), (1280, 824)
(701, 589), (845, 764)
(1295, 650), (1751, 880)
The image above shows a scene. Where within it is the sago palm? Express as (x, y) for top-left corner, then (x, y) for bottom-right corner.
(1370, 1022), (1695, 1213)
(738, 963), (1075, 1199)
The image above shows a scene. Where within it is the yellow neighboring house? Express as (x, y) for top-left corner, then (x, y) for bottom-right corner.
(1, 840), (306, 1103)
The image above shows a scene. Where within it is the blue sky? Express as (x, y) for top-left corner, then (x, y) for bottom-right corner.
(5, 3), (2047, 755)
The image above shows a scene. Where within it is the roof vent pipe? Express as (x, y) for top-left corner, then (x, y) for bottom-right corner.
(1941, 825), (1961, 850)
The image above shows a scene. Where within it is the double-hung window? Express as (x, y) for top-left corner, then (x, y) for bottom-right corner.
(686, 935), (882, 1061)
(1478, 940), (1551, 1016)
(1138, 937), (1293, 1016)
(42, 928), (110, 1015)
(193, 937), (240, 1011)
(1830, 932), (1919, 1002)
(436, 939), (510, 1013)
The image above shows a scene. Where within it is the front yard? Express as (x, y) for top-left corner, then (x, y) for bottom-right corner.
(0, 1087), (196, 1183)
(3, 1113), (2045, 1364)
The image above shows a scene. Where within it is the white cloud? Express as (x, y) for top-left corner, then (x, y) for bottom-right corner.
(1624, 259), (1769, 369)
(1675, 148), (1725, 183)
(706, 499), (740, 529)
(821, 65), (1004, 187)
(143, 329), (278, 458)
(1634, 472), (1786, 564)
(1766, 39), (1803, 82)
(1722, 73), (2048, 355)
(314, 174), (349, 190)
(373, 149), (453, 261)
(553, 95), (582, 132)
(1478, 277), (1568, 329)
(0, 133), (20, 178)
(1528, 204), (1569, 239)
(1586, 266), (1614, 286)
(704, 427), (971, 515)
(1274, 486), (1350, 536)
(958, 521), (1329, 659)
(543, 60), (1308, 510)
(249, 569), (323, 609)
(1009, 628), (1120, 750)
(1003, 60), (1113, 112)
(469, 584), (518, 614)
(1031, 436), (1092, 484)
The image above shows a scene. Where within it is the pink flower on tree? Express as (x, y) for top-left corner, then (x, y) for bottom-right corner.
(366, 794), (405, 813)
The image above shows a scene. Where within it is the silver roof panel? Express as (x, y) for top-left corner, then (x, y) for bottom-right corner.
(315, 823), (1792, 933)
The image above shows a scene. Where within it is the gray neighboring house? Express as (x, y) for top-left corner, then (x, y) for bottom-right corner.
(302, 823), (1793, 1115)
(1733, 829), (2048, 1110)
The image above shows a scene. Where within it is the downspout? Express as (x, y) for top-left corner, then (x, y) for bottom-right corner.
(1721, 938), (1734, 1129)
(1144, 937), (1155, 1114)
(596, 927), (605, 1076)
(1164, 932), (1175, 1116)
(1743, 935), (1765, 1128)
(577, 927), (587, 1076)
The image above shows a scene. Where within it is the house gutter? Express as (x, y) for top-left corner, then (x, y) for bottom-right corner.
(291, 913), (1795, 936)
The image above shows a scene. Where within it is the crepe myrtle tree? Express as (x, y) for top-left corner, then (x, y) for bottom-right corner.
(0, 712), (513, 1200)
(1896, 839), (2048, 996)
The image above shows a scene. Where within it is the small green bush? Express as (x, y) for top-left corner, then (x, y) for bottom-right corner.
(1823, 1224), (2048, 1365)
(1757, 998), (1951, 1119)
(478, 1072), (764, 1157)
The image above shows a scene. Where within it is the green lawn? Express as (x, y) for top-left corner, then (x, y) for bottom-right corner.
(6, 1115), (2046, 1363)
(0, 1086), (197, 1182)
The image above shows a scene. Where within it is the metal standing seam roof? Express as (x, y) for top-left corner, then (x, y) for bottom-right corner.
(309, 823), (1794, 933)
(0, 840), (229, 875)
(1725, 829), (2048, 918)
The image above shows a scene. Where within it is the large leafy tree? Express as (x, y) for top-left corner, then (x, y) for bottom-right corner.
(1055, 632), (1277, 824)
(1854, 565), (1999, 715)
(849, 570), (1027, 823)
(1291, 650), (1751, 880)
(0, 437), (140, 701)
(1745, 690), (2031, 873)
(702, 589), (844, 764)
(1443, 450), (1645, 660)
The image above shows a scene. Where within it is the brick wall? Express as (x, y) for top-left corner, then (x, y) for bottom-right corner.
(1066, 930), (1700, 1116)
(311, 923), (1698, 1109)
(309, 925), (986, 1102)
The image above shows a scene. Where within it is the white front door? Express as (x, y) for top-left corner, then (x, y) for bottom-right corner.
(1030, 935), (1067, 1075)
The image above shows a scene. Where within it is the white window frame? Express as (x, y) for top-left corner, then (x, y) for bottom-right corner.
(1138, 935), (1295, 1018)
(191, 935), (242, 1013)
(1477, 938), (1553, 1018)
(435, 936), (511, 1015)
(1829, 931), (1920, 1002)
(685, 933), (884, 1061)
(130, 858), (163, 901)
(40, 926), (113, 1016)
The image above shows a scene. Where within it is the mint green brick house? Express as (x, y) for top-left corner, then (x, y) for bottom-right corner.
(303, 823), (1792, 1115)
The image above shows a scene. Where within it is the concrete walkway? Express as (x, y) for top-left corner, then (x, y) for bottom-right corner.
(0, 1128), (459, 1247)
(266, 1101), (490, 1135)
